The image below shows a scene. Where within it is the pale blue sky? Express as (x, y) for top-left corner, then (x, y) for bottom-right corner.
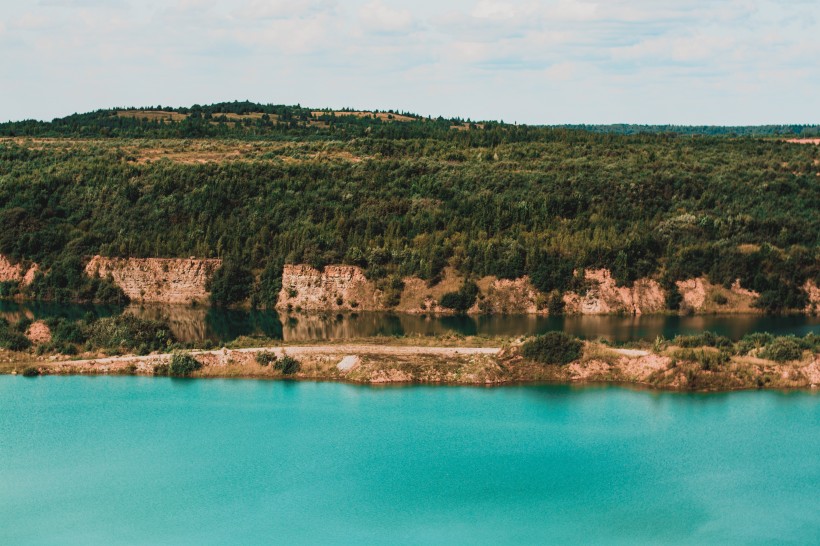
(1, 0), (818, 124)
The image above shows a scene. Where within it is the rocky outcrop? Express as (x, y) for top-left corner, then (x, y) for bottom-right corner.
(84, 256), (221, 304)
(278, 264), (384, 311)
(676, 277), (759, 314)
(274, 264), (788, 316)
(0, 255), (38, 287)
(471, 276), (544, 314)
(563, 269), (666, 315)
(396, 267), (465, 314)
(805, 281), (820, 314)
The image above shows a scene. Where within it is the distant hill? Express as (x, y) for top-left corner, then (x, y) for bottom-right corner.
(1, 101), (819, 140)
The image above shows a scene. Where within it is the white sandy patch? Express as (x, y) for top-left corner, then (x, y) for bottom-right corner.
(337, 355), (361, 372)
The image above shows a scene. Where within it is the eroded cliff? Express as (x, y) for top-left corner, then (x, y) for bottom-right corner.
(0, 255), (38, 287)
(85, 256), (221, 304)
(563, 269), (666, 315)
(276, 263), (769, 316)
(277, 264), (385, 311)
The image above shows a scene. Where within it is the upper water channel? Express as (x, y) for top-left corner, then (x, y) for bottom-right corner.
(2, 300), (818, 343)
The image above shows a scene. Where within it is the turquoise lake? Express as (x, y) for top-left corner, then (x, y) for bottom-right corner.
(1, 377), (818, 545)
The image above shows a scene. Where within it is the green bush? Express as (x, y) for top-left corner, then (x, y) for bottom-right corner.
(255, 351), (278, 366)
(673, 348), (730, 371)
(22, 366), (40, 377)
(547, 293), (565, 316)
(86, 314), (173, 354)
(209, 260), (254, 307)
(168, 352), (202, 377)
(674, 332), (733, 350)
(250, 259), (284, 309)
(439, 282), (479, 313)
(275, 354), (301, 375)
(736, 332), (775, 355)
(27, 256), (128, 304)
(0, 280), (20, 297)
(0, 318), (32, 351)
(521, 332), (583, 365)
(760, 337), (803, 362)
(712, 293), (728, 305)
(665, 285), (683, 311)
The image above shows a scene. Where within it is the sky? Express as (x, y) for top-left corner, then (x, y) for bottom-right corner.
(0, 0), (818, 125)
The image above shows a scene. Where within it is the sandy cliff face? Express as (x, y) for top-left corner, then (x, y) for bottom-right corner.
(278, 265), (672, 316)
(278, 264), (384, 311)
(805, 281), (820, 314)
(676, 277), (759, 314)
(396, 267), (465, 314)
(0, 255), (38, 286)
(85, 256), (221, 304)
(563, 269), (666, 315)
(471, 276), (544, 314)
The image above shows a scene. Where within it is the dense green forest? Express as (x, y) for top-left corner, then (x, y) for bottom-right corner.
(0, 102), (818, 311)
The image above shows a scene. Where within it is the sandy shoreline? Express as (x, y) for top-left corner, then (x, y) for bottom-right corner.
(5, 342), (819, 392)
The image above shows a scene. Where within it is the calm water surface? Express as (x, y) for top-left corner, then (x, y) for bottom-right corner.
(1, 377), (818, 545)
(2, 301), (818, 343)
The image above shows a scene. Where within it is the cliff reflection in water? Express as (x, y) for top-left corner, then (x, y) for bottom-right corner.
(127, 307), (820, 344)
(2, 300), (818, 344)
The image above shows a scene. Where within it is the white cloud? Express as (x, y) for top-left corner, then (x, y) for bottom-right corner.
(359, 1), (417, 34)
(0, 0), (818, 124)
(234, 0), (337, 20)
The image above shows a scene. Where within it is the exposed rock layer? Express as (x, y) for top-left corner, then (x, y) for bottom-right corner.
(4, 253), (816, 315)
(278, 264), (384, 311)
(84, 256), (221, 304)
(0, 255), (38, 287)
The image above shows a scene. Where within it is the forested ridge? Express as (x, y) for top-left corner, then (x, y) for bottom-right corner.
(0, 102), (818, 312)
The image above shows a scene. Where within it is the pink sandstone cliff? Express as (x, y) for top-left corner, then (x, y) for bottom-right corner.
(277, 264), (385, 311)
(0, 255), (38, 287)
(563, 269), (666, 315)
(84, 256), (221, 304)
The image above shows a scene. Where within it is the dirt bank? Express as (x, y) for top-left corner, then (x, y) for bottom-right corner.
(7, 343), (819, 392)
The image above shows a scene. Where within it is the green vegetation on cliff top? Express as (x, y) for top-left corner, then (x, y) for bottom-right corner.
(0, 102), (818, 311)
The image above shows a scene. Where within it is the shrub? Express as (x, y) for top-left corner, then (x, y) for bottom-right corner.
(0, 319), (32, 351)
(439, 282), (479, 313)
(712, 293), (728, 305)
(209, 260), (254, 307)
(521, 332), (583, 365)
(760, 337), (803, 362)
(736, 332), (774, 355)
(251, 259), (284, 309)
(674, 332), (732, 350)
(672, 348), (730, 371)
(51, 319), (88, 345)
(275, 354), (301, 375)
(86, 314), (173, 354)
(168, 352), (202, 377)
(0, 280), (20, 297)
(22, 366), (40, 377)
(547, 292), (565, 316)
(665, 285), (683, 311)
(256, 351), (278, 366)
